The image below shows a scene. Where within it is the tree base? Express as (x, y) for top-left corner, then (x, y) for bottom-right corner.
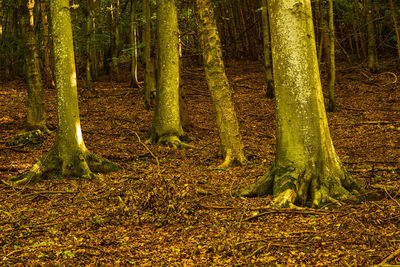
(236, 163), (360, 208)
(145, 129), (194, 149)
(9, 129), (46, 147)
(217, 148), (246, 169)
(10, 147), (121, 185)
(265, 80), (275, 99)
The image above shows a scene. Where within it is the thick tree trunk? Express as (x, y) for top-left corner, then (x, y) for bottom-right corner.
(21, 0), (47, 131)
(237, 0), (360, 208)
(11, 0), (120, 185)
(146, 0), (190, 148)
(196, 0), (246, 168)
(261, 0), (274, 98)
(142, 0), (156, 110)
(130, 0), (139, 88)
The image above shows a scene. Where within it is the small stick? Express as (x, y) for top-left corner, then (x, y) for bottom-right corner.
(379, 247), (400, 265)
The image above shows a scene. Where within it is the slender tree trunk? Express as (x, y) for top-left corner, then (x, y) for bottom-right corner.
(130, 0), (139, 88)
(39, 0), (53, 87)
(389, 0), (400, 62)
(142, 0), (156, 110)
(11, 0), (120, 185)
(237, 0), (360, 208)
(366, 0), (378, 72)
(261, 0), (274, 98)
(21, 0), (47, 131)
(146, 0), (190, 148)
(111, 0), (120, 81)
(196, 0), (246, 168)
(327, 0), (336, 112)
(85, 0), (95, 91)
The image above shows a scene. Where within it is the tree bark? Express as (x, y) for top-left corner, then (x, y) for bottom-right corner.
(142, 0), (156, 110)
(11, 0), (120, 185)
(21, 0), (47, 131)
(111, 0), (120, 81)
(261, 0), (274, 98)
(327, 0), (337, 112)
(130, 0), (139, 88)
(389, 0), (400, 62)
(196, 0), (246, 168)
(237, 0), (360, 208)
(146, 0), (190, 148)
(39, 0), (54, 87)
(366, 0), (378, 72)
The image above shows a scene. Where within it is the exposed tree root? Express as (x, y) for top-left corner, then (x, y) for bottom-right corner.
(10, 148), (121, 185)
(216, 149), (246, 169)
(145, 129), (195, 149)
(9, 129), (46, 147)
(236, 164), (360, 208)
(265, 81), (274, 99)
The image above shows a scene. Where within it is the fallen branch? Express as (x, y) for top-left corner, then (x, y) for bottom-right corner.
(379, 247), (400, 265)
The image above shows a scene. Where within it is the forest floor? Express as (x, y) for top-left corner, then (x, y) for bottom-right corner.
(0, 60), (400, 266)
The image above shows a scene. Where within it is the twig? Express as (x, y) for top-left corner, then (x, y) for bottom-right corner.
(244, 209), (335, 221)
(383, 187), (400, 208)
(379, 247), (400, 265)
(133, 131), (161, 177)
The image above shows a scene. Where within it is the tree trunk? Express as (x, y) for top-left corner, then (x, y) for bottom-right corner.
(21, 0), (47, 131)
(366, 0), (378, 72)
(11, 0), (120, 185)
(85, 0), (95, 91)
(327, 0), (337, 112)
(130, 0), (139, 88)
(389, 0), (400, 62)
(142, 0), (156, 110)
(196, 0), (246, 168)
(111, 0), (120, 81)
(39, 0), (54, 87)
(261, 0), (274, 98)
(237, 0), (360, 208)
(146, 0), (190, 148)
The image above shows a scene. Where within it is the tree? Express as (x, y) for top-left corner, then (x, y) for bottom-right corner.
(261, 0), (274, 98)
(146, 0), (190, 148)
(366, 0), (379, 72)
(142, 0), (156, 110)
(237, 0), (360, 208)
(21, 0), (47, 131)
(327, 0), (337, 112)
(39, 0), (54, 87)
(110, 0), (120, 81)
(196, 0), (246, 168)
(11, 0), (120, 184)
(130, 0), (139, 88)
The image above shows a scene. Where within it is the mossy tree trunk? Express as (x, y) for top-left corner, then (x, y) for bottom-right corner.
(85, 0), (95, 91)
(146, 0), (189, 148)
(142, 0), (156, 110)
(261, 0), (274, 98)
(130, 0), (139, 88)
(21, 0), (47, 131)
(389, 0), (400, 62)
(366, 0), (378, 72)
(11, 0), (120, 185)
(196, 0), (245, 168)
(237, 0), (360, 208)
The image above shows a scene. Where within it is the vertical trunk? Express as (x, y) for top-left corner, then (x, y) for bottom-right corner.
(147, 0), (189, 148)
(321, 0), (330, 69)
(327, 0), (336, 112)
(366, 0), (378, 72)
(389, 0), (400, 62)
(39, 0), (53, 87)
(261, 0), (274, 98)
(11, 0), (120, 185)
(238, 0), (360, 207)
(85, 0), (95, 91)
(111, 0), (120, 81)
(21, 0), (47, 131)
(196, 0), (246, 168)
(142, 0), (156, 110)
(130, 0), (139, 88)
